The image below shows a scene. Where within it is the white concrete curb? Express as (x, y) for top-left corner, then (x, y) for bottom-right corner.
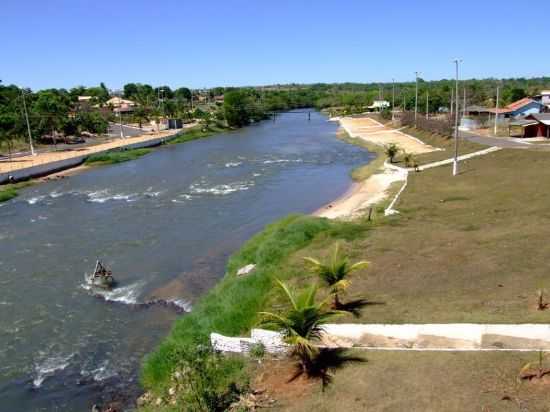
(212, 324), (550, 354)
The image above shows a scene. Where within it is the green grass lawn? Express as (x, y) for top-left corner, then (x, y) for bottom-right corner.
(265, 148), (550, 324)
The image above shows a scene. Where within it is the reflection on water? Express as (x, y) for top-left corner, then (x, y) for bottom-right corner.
(0, 111), (373, 410)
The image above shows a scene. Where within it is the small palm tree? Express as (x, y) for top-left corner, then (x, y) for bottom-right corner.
(304, 244), (369, 309)
(385, 143), (400, 163)
(260, 280), (341, 373)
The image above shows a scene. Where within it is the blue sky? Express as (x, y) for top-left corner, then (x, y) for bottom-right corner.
(2, 0), (549, 90)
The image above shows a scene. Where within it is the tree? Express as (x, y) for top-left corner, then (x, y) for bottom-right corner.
(385, 143), (400, 163)
(175, 87), (192, 102)
(123, 83), (139, 99)
(304, 244), (369, 309)
(223, 89), (252, 127)
(260, 281), (341, 374)
(0, 112), (18, 157)
(32, 90), (70, 145)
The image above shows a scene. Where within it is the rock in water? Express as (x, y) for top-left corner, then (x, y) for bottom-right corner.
(237, 264), (256, 276)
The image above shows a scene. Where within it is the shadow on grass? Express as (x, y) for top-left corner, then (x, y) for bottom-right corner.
(336, 299), (386, 318)
(288, 348), (366, 390)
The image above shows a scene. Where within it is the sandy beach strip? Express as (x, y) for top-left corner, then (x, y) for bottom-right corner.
(316, 116), (438, 220)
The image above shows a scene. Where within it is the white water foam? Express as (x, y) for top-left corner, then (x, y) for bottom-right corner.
(26, 195), (46, 205)
(82, 360), (117, 382)
(87, 190), (139, 203)
(262, 158), (303, 164)
(189, 181), (253, 196)
(225, 161), (243, 168)
(81, 281), (144, 304)
(32, 353), (74, 388)
(169, 299), (193, 312)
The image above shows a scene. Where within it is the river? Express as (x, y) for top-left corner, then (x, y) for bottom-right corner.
(0, 111), (373, 411)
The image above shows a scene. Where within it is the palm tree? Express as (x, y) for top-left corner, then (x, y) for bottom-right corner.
(384, 143), (400, 163)
(260, 280), (341, 373)
(304, 244), (368, 309)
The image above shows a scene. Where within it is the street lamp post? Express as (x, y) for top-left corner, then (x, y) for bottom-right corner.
(452, 59), (462, 176)
(414, 72), (420, 126)
(494, 85), (500, 136)
(392, 78), (395, 122)
(20, 88), (35, 156)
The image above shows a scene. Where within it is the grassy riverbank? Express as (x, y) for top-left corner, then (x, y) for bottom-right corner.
(139, 213), (382, 405)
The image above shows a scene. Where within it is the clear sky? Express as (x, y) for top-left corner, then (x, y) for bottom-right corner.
(2, 0), (549, 91)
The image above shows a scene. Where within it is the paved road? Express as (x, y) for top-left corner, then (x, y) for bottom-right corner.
(107, 123), (145, 138)
(459, 130), (531, 149)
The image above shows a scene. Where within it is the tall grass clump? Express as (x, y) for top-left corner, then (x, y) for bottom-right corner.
(85, 148), (153, 165)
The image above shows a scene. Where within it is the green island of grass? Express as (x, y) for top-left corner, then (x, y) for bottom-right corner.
(0, 181), (34, 203)
(85, 148), (153, 165)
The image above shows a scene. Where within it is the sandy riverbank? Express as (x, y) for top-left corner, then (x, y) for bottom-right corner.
(315, 116), (438, 219)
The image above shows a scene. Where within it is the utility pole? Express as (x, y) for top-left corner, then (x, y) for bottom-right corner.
(426, 91), (429, 119)
(494, 85), (500, 136)
(118, 111), (125, 139)
(452, 59), (462, 177)
(450, 87), (454, 117)
(414, 72), (420, 126)
(20, 88), (35, 156)
(403, 91), (406, 112)
(392, 78), (395, 122)
(463, 87), (467, 117)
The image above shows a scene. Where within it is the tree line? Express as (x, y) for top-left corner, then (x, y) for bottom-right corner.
(2, 76), (549, 153)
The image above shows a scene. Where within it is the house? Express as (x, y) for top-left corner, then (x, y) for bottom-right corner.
(487, 97), (544, 118)
(464, 105), (490, 116)
(106, 97), (137, 113)
(533, 91), (550, 109)
(368, 100), (390, 111)
(509, 113), (550, 138)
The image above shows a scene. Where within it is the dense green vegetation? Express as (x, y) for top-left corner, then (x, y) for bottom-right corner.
(0, 84), (109, 153)
(84, 148), (153, 165)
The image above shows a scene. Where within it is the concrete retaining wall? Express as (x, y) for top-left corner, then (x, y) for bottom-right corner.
(0, 133), (180, 184)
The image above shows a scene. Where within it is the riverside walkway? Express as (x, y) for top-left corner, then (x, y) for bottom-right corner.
(0, 128), (185, 184)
